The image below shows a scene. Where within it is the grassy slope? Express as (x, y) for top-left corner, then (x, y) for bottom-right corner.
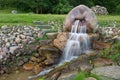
(0, 14), (120, 26)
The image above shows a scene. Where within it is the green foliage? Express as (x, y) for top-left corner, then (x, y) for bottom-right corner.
(93, 0), (120, 14)
(38, 78), (44, 80)
(75, 72), (85, 80)
(0, 0), (120, 14)
(52, 0), (73, 14)
(100, 41), (120, 62)
(75, 72), (100, 80)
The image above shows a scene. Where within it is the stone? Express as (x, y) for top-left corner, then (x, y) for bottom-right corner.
(88, 33), (99, 41)
(91, 66), (120, 80)
(39, 40), (52, 46)
(11, 10), (18, 14)
(63, 5), (98, 33)
(23, 63), (34, 71)
(9, 46), (19, 54)
(85, 50), (97, 57)
(18, 60), (24, 66)
(30, 57), (37, 62)
(92, 58), (114, 67)
(50, 72), (61, 80)
(46, 32), (58, 40)
(58, 71), (78, 80)
(44, 58), (54, 66)
(33, 65), (43, 74)
(67, 55), (92, 72)
(53, 32), (69, 51)
(92, 41), (110, 50)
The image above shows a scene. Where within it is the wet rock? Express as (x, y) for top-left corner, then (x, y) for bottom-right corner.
(92, 41), (111, 50)
(88, 33), (99, 41)
(91, 66), (120, 80)
(92, 58), (114, 67)
(50, 72), (61, 80)
(53, 32), (69, 51)
(23, 63), (34, 71)
(46, 55), (92, 79)
(44, 58), (54, 66)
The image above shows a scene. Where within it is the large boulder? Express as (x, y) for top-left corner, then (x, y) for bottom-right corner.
(91, 66), (120, 80)
(91, 5), (108, 15)
(63, 5), (98, 33)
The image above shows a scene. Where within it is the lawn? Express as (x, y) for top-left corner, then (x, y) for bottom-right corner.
(0, 13), (120, 27)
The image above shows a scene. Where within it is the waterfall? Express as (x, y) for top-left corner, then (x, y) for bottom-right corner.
(62, 20), (90, 62)
(28, 20), (91, 79)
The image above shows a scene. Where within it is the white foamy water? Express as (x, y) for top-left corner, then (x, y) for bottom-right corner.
(62, 20), (90, 62)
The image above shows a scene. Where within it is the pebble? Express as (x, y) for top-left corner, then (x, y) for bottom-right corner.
(0, 25), (40, 60)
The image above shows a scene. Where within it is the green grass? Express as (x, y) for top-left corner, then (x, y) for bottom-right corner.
(0, 14), (65, 26)
(100, 41), (120, 65)
(75, 71), (100, 80)
(0, 13), (120, 26)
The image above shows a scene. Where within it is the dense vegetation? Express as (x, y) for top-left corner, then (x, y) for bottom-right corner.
(0, 0), (120, 14)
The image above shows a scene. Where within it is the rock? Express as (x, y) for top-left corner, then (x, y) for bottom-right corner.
(58, 71), (78, 80)
(44, 58), (54, 66)
(91, 66), (120, 80)
(9, 46), (19, 54)
(69, 55), (93, 72)
(53, 32), (69, 51)
(63, 5), (98, 33)
(92, 58), (114, 67)
(30, 57), (37, 62)
(92, 41), (110, 50)
(33, 65), (43, 74)
(84, 77), (97, 80)
(50, 72), (61, 80)
(85, 50), (97, 57)
(39, 40), (52, 46)
(23, 63), (34, 71)
(18, 60), (24, 66)
(34, 53), (40, 58)
(88, 33), (99, 41)
(46, 32), (58, 40)
(91, 5), (108, 15)
(11, 10), (18, 14)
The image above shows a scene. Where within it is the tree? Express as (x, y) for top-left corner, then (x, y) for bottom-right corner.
(52, 0), (73, 14)
(93, 0), (120, 13)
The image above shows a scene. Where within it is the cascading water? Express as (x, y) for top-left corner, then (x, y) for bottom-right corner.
(62, 20), (90, 62)
(28, 20), (91, 79)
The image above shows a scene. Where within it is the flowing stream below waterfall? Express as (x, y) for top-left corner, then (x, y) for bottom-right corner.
(28, 20), (91, 79)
